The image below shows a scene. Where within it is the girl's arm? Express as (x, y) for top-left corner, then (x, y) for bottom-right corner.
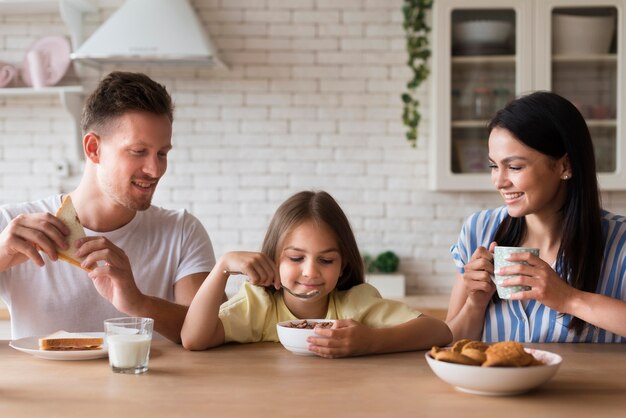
(181, 251), (278, 351)
(181, 266), (228, 351)
(307, 315), (452, 358)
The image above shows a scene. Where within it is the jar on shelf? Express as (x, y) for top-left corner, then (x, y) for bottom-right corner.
(493, 87), (512, 113)
(473, 85), (493, 120)
(451, 88), (462, 119)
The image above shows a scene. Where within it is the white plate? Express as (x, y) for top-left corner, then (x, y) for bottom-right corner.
(9, 332), (108, 361)
(425, 348), (562, 396)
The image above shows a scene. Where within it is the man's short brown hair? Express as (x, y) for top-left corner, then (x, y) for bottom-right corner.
(81, 71), (174, 135)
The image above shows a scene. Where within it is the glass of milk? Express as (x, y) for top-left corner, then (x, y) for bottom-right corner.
(104, 317), (154, 374)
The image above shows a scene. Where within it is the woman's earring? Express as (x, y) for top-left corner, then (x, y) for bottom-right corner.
(561, 175), (570, 180)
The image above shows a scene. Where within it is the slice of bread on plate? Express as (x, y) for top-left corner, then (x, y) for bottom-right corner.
(55, 195), (91, 271)
(38, 330), (104, 351)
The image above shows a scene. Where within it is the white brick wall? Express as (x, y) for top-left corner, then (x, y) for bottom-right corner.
(1, 0), (625, 295)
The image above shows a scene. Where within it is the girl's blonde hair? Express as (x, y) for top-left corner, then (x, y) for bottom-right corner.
(261, 191), (364, 290)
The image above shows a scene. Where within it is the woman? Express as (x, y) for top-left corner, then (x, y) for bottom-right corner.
(447, 91), (625, 343)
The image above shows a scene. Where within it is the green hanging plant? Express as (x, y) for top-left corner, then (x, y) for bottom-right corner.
(402, 0), (433, 147)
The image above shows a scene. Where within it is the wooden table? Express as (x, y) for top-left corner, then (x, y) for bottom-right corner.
(1, 341), (625, 417)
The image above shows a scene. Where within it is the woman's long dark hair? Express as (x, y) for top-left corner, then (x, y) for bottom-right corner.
(489, 91), (604, 334)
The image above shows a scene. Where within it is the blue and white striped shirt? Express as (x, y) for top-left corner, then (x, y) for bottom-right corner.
(451, 206), (626, 343)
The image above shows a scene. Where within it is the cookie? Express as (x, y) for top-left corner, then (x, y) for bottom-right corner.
(461, 348), (487, 364)
(482, 341), (534, 367)
(462, 341), (489, 352)
(430, 346), (442, 358)
(435, 350), (482, 366)
(451, 339), (473, 353)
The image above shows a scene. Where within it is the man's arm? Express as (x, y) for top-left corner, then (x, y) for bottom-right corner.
(124, 272), (210, 343)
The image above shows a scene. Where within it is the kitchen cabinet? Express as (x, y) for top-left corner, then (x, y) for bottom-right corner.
(430, 0), (626, 191)
(0, 0), (95, 159)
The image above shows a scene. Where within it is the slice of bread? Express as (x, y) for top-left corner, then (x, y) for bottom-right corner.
(55, 195), (91, 271)
(38, 330), (104, 351)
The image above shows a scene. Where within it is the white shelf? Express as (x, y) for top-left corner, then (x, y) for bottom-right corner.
(587, 119), (617, 128)
(0, 85), (83, 96)
(451, 120), (490, 128)
(452, 55), (516, 65)
(450, 119), (617, 129)
(553, 54), (617, 63)
(0, 0), (94, 14)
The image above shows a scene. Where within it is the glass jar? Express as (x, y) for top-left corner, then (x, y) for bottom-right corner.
(473, 86), (492, 119)
(493, 87), (512, 113)
(451, 88), (462, 119)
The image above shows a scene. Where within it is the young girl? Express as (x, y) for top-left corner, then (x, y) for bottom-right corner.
(182, 191), (452, 357)
(447, 91), (626, 343)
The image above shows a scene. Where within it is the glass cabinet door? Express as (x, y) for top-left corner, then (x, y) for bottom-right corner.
(430, 0), (532, 191)
(450, 8), (517, 174)
(432, 0), (626, 191)
(550, 7), (618, 174)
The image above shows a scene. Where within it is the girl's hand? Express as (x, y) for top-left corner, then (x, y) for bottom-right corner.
(461, 242), (497, 308)
(306, 319), (372, 358)
(498, 252), (574, 312)
(219, 251), (280, 289)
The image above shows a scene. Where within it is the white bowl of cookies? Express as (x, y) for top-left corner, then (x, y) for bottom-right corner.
(425, 340), (562, 396)
(276, 319), (335, 356)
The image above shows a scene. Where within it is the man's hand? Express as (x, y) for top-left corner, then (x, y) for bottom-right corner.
(77, 236), (144, 314)
(0, 213), (69, 271)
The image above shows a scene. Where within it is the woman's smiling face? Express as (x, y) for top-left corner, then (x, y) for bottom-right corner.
(488, 127), (570, 219)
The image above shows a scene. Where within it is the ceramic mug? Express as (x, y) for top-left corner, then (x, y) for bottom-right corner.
(0, 63), (17, 88)
(493, 246), (539, 299)
(26, 50), (47, 89)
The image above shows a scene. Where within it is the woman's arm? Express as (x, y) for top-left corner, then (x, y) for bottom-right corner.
(445, 244), (497, 341)
(446, 273), (492, 341)
(307, 316), (452, 358)
(503, 252), (626, 338)
(566, 291), (626, 338)
(181, 251), (278, 351)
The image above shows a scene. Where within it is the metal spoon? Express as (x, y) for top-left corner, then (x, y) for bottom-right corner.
(223, 270), (320, 299)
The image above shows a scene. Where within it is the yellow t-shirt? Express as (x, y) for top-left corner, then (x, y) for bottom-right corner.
(219, 282), (422, 343)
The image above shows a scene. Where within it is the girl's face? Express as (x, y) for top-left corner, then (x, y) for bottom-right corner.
(488, 127), (570, 219)
(278, 219), (343, 305)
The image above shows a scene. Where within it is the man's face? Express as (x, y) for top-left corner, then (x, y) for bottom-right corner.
(95, 111), (172, 211)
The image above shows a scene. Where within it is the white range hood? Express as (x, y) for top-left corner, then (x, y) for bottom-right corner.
(71, 0), (224, 67)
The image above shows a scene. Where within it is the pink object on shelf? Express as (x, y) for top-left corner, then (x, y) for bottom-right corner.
(0, 62), (17, 88)
(20, 35), (71, 88)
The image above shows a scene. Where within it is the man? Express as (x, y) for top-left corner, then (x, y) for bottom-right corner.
(0, 72), (215, 342)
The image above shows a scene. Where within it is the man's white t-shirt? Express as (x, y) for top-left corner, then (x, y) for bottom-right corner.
(0, 195), (215, 339)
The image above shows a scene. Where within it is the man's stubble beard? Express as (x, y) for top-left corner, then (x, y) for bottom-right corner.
(100, 175), (153, 212)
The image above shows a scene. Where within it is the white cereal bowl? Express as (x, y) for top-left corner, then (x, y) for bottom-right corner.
(276, 319), (335, 356)
(425, 348), (562, 396)
(453, 20), (513, 47)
